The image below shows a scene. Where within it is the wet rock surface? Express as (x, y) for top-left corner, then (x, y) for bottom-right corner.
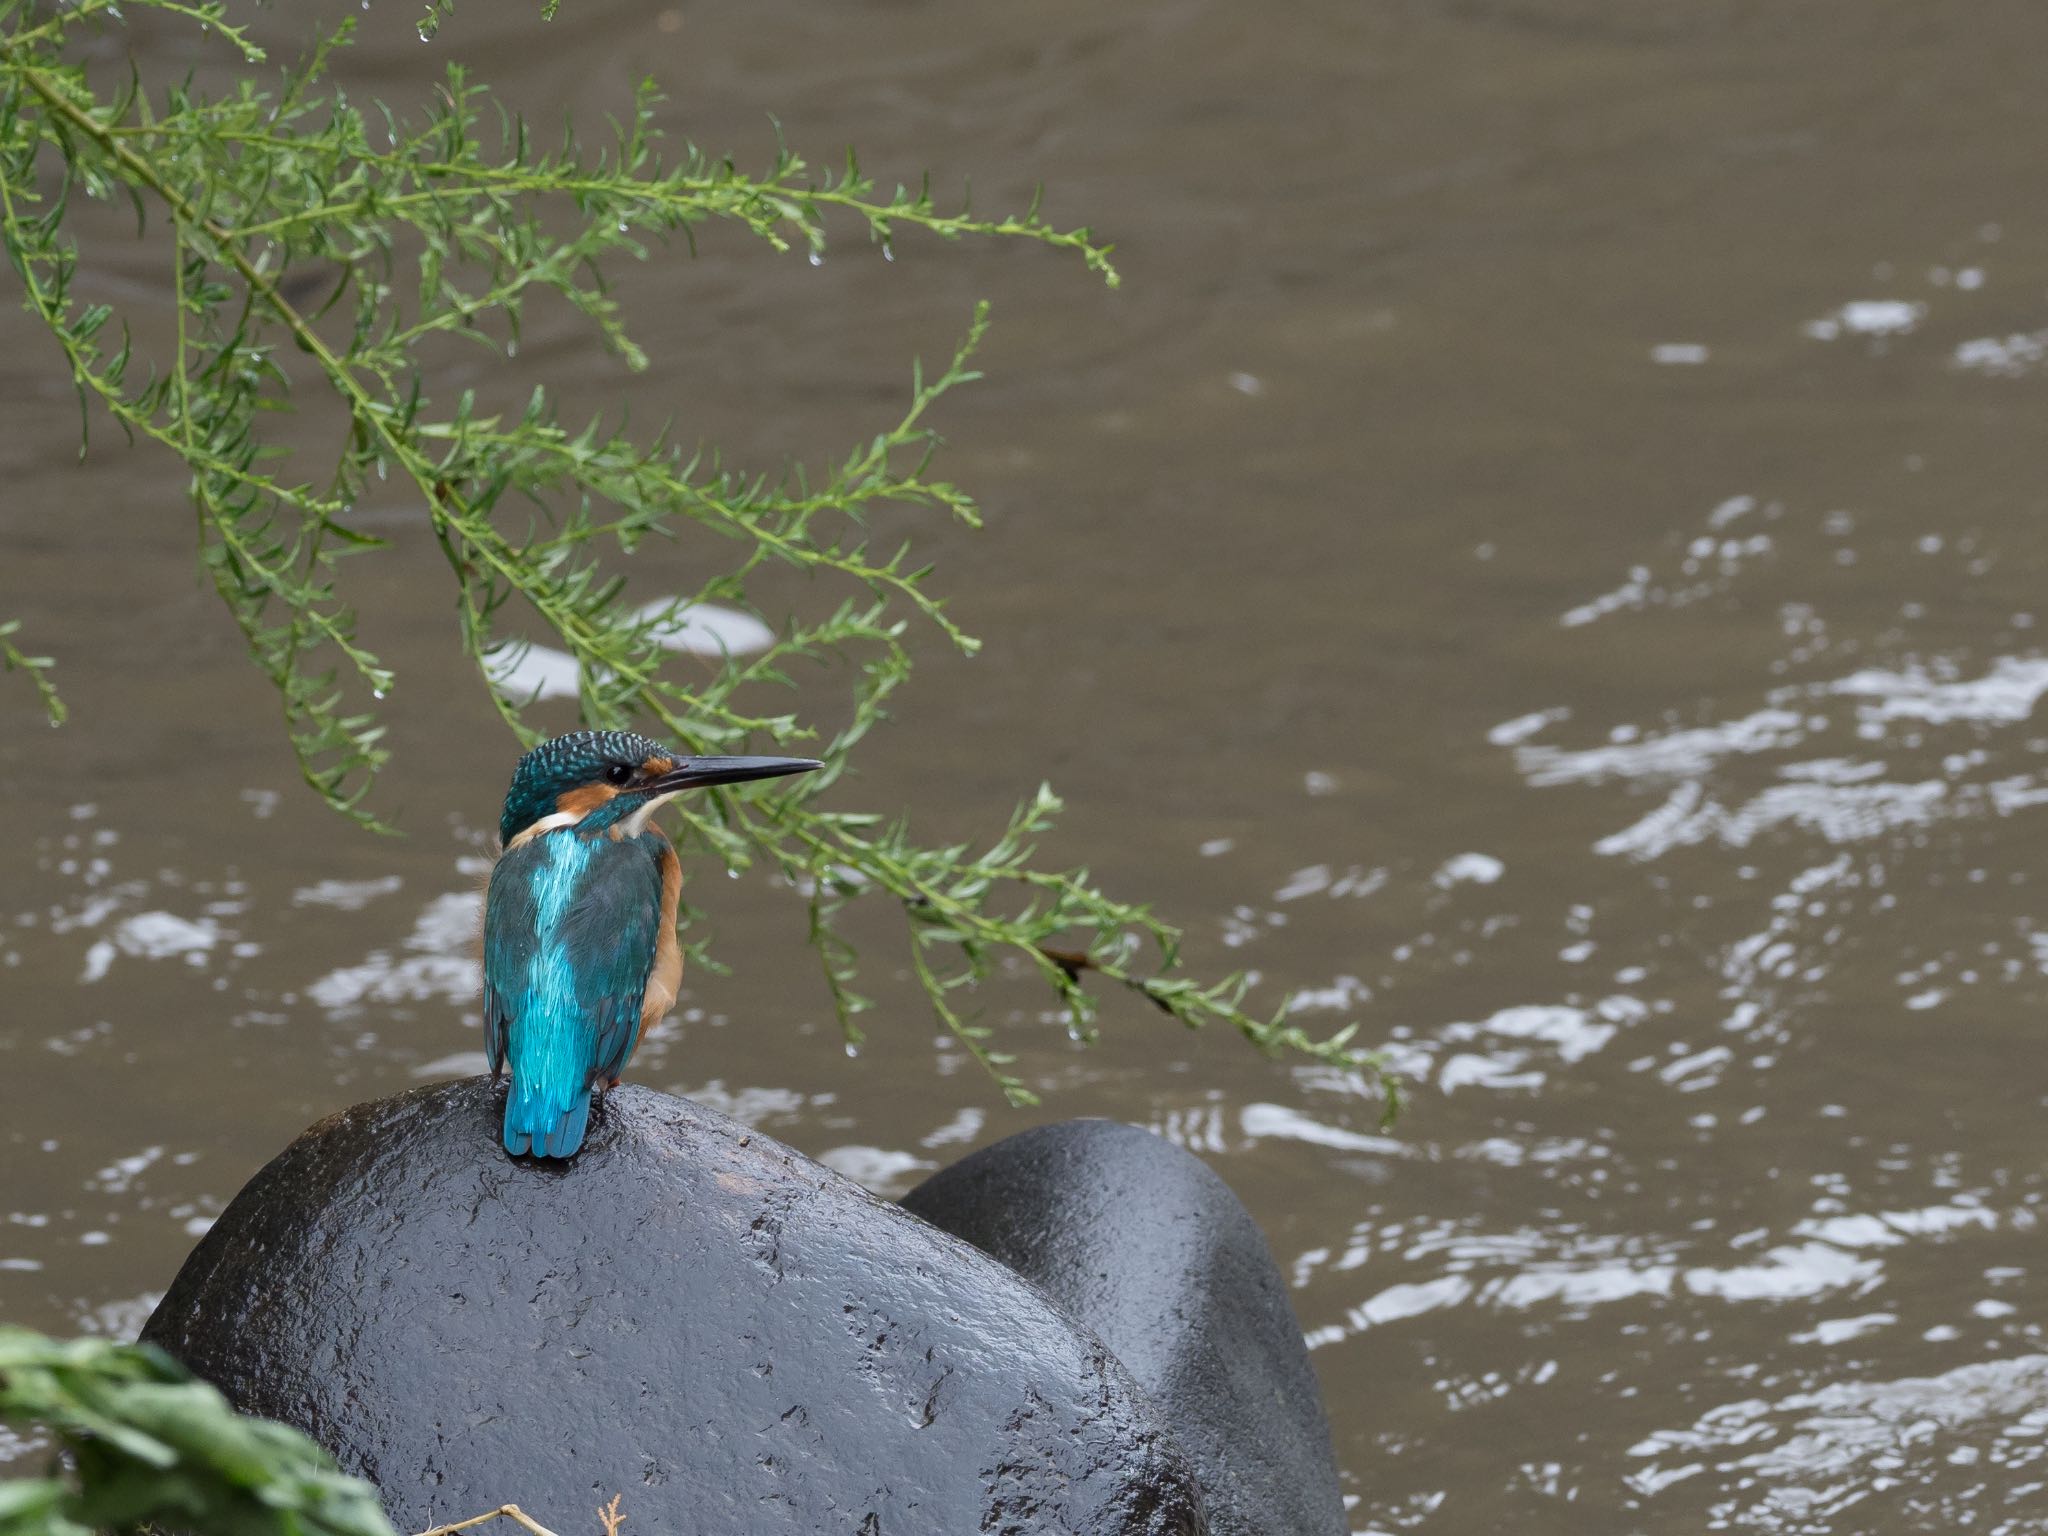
(141, 1080), (1206, 1536)
(903, 1119), (1345, 1536)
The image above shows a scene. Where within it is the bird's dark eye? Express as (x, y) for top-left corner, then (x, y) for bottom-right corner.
(605, 762), (634, 786)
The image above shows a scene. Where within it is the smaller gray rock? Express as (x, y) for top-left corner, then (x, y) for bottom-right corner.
(142, 1081), (1206, 1536)
(903, 1119), (1346, 1536)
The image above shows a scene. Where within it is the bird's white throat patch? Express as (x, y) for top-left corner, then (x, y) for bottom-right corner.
(613, 789), (682, 840)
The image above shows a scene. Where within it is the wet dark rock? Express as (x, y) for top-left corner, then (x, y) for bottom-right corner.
(141, 1080), (1206, 1536)
(902, 1119), (1345, 1536)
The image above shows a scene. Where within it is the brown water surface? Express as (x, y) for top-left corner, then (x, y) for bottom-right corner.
(5, 1), (2048, 1530)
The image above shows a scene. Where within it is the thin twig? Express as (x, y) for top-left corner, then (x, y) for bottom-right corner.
(414, 1504), (564, 1536)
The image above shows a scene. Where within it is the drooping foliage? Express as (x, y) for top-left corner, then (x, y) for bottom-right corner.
(0, 0), (1390, 1107)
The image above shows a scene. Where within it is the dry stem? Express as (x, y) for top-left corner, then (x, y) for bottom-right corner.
(414, 1504), (565, 1536)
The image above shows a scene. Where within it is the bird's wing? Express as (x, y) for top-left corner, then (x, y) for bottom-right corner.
(482, 839), (548, 1078)
(555, 837), (665, 1083)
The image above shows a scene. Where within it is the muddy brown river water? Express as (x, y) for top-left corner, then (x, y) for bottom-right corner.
(5, 1), (2048, 1530)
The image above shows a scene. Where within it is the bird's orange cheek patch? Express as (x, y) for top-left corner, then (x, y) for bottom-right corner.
(641, 755), (675, 778)
(555, 782), (620, 817)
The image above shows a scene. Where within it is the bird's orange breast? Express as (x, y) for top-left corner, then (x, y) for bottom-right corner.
(638, 837), (684, 1035)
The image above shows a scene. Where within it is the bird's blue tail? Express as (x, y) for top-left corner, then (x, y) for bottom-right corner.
(503, 1083), (592, 1160)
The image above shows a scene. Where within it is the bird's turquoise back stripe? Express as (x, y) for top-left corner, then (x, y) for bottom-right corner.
(518, 833), (597, 1117)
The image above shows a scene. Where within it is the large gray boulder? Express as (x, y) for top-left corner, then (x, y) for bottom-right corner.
(903, 1120), (1346, 1536)
(141, 1080), (1206, 1536)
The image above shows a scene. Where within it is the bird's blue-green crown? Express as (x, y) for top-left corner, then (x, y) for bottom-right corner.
(499, 729), (674, 844)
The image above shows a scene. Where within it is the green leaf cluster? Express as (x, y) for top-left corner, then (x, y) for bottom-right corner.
(0, 0), (1393, 1109)
(0, 1328), (398, 1536)
(0, 618), (64, 725)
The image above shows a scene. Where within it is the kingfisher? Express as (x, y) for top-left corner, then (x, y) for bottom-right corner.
(483, 729), (821, 1159)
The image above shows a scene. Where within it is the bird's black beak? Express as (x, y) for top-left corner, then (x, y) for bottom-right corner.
(642, 755), (823, 795)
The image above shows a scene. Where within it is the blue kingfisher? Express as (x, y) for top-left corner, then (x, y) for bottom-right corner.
(484, 730), (820, 1159)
